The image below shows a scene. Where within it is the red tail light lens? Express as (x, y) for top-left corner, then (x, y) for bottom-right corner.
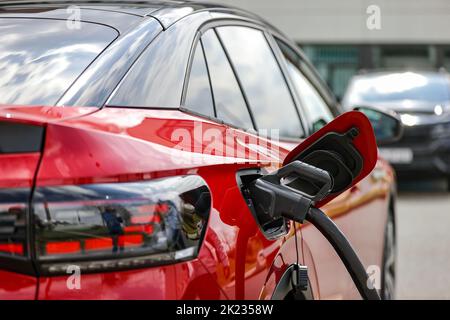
(0, 189), (29, 257)
(32, 175), (211, 274)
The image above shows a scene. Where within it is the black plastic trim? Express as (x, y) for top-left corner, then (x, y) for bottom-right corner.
(271, 264), (313, 300)
(0, 122), (44, 154)
(236, 168), (290, 241)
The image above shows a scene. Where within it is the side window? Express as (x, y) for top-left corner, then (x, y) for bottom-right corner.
(201, 29), (254, 129)
(217, 26), (303, 139)
(276, 40), (334, 132)
(184, 42), (215, 117)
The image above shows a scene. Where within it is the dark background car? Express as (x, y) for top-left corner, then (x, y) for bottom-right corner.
(342, 70), (450, 189)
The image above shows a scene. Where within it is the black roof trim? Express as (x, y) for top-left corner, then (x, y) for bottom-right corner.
(0, 1), (279, 32)
(148, 1), (282, 34)
(0, 1), (183, 11)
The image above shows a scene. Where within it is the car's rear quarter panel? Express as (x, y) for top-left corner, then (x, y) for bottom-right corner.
(31, 107), (302, 299)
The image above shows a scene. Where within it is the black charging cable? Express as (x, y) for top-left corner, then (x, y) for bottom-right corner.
(305, 207), (381, 300)
(247, 160), (381, 300)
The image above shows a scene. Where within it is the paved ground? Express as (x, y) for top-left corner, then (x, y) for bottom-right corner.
(396, 179), (450, 299)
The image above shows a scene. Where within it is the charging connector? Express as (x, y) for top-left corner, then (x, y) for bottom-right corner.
(247, 160), (332, 224)
(246, 160), (381, 300)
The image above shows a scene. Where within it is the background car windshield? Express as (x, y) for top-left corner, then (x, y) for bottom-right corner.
(0, 19), (118, 106)
(344, 72), (450, 105)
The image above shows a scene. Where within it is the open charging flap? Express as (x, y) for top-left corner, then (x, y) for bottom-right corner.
(283, 111), (378, 207)
(241, 111), (382, 299)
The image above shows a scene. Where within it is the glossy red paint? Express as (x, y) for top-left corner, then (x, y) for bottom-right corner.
(0, 104), (100, 189)
(0, 270), (37, 300)
(195, 165), (298, 300)
(0, 153), (40, 188)
(35, 108), (281, 186)
(34, 107), (300, 299)
(38, 265), (178, 300)
(0, 105), (98, 124)
(0, 106), (393, 300)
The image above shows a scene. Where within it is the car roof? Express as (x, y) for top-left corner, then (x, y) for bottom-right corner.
(0, 1), (273, 32)
(354, 69), (449, 80)
(0, 0), (295, 109)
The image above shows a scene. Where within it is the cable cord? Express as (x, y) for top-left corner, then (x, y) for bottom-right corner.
(294, 222), (299, 265)
(305, 207), (381, 300)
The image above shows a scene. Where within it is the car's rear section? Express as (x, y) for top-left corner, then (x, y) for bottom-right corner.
(0, 3), (297, 300)
(0, 5), (169, 298)
(0, 103), (292, 299)
(0, 116), (43, 299)
(0, 4), (225, 300)
(0, 106), (206, 299)
(0, 105), (103, 298)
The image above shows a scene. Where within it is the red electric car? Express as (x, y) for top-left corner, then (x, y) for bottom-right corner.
(0, 1), (397, 300)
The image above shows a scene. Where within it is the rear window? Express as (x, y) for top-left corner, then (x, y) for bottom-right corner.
(0, 19), (118, 106)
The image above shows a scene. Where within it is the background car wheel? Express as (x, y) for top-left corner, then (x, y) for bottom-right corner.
(381, 206), (396, 300)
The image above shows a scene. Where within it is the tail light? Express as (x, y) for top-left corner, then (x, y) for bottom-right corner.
(0, 189), (29, 257)
(32, 175), (211, 275)
(0, 120), (44, 274)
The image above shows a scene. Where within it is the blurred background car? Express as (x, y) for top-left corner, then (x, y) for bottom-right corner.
(341, 70), (450, 189)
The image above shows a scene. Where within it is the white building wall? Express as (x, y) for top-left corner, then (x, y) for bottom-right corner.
(209, 0), (450, 44)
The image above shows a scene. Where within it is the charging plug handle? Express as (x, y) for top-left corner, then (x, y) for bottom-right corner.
(248, 161), (332, 223)
(246, 160), (380, 300)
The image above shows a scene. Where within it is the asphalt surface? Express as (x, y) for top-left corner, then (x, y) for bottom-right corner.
(396, 179), (450, 299)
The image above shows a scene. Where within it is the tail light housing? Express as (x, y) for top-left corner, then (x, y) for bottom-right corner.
(0, 189), (29, 257)
(0, 120), (44, 275)
(32, 175), (211, 275)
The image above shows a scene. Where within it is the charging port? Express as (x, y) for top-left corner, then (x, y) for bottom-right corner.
(237, 169), (290, 240)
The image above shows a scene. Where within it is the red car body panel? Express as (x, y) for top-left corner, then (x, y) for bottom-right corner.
(0, 153), (40, 188)
(0, 102), (395, 300)
(0, 105), (98, 124)
(36, 107), (298, 300)
(0, 104), (394, 300)
(0, 106), (299, 300)
(0, 1), (397, 300)
(37, 108), (282, 186)
(0, 270), (37, 300)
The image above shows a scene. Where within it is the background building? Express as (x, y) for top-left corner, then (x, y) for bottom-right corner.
(209, 0), (450, 99)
